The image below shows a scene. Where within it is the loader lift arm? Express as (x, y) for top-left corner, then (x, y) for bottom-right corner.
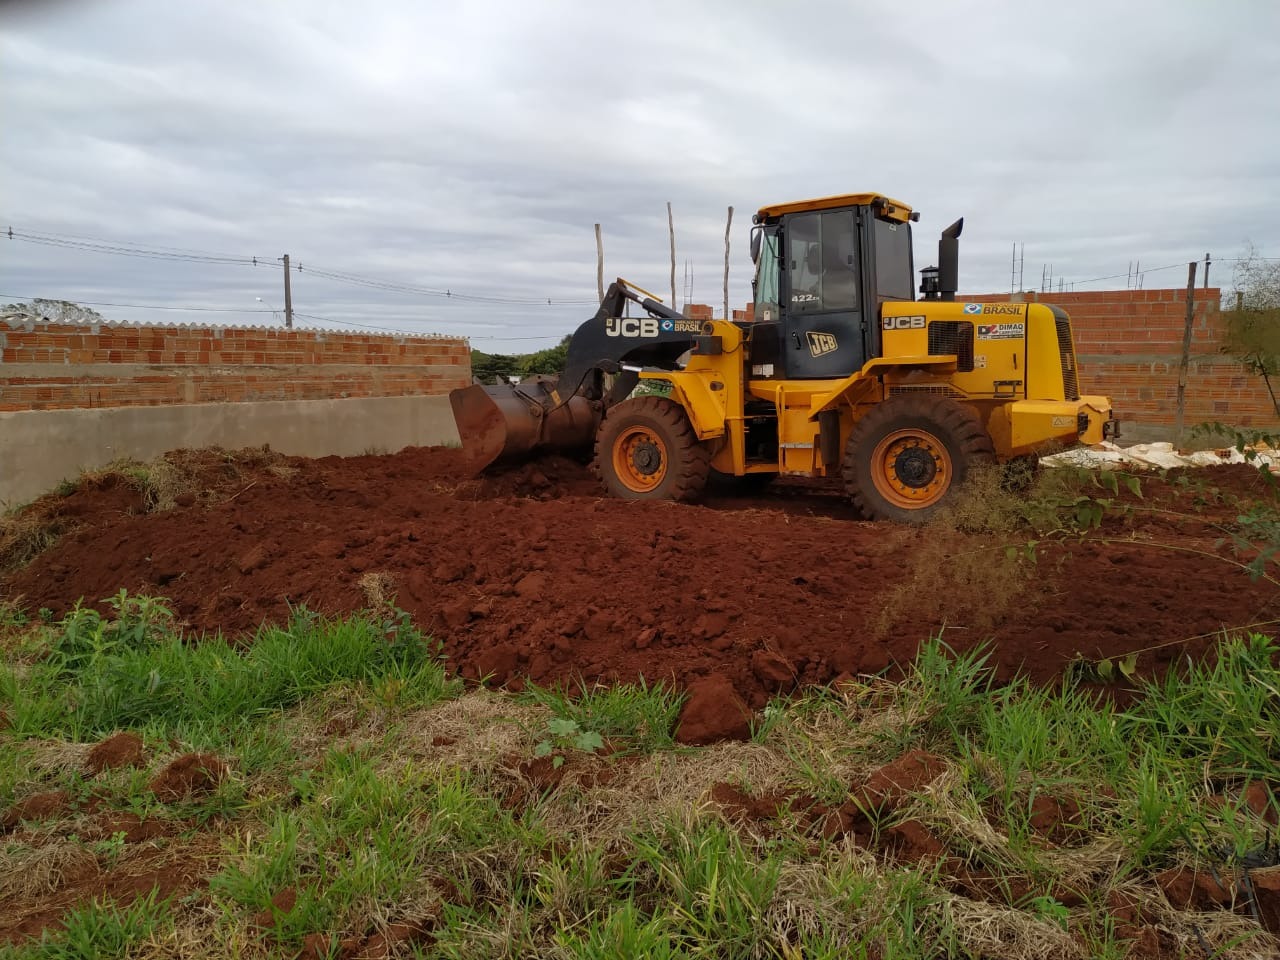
(556, 280), (690, 407)
(450, 280), (702, 471)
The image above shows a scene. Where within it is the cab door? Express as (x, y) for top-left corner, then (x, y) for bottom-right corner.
(782, 209), (864, 379)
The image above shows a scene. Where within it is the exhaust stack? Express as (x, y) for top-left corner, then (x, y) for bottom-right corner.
(938, 217), (963, 303)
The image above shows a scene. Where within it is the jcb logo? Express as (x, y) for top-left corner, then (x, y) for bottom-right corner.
(882, 315), (926, 330)
(605, 317), (660, 338)
(806, 331), (838, 358)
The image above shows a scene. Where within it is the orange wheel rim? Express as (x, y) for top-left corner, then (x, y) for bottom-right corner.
(870, 429), (952, 509)
(612, 425), (668, 493)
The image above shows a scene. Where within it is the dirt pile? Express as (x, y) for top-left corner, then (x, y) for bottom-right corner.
(148, 754), (228, 802)
(84, 732), (147, 775)
(3, 446), (1278, 710)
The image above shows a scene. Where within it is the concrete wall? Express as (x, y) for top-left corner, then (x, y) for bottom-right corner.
(0, 395), (460, 508)
(0, 316), (471, 506)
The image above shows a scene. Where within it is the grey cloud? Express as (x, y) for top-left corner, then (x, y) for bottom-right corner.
(2, 0), (1278, 349)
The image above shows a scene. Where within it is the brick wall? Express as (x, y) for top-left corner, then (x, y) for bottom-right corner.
(963, 288), (1278, 429)
(0, 318), (471, 412)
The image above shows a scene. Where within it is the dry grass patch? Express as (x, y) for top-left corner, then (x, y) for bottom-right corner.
(0, 840), (99, 900)
(357, 570), (399, 614)
(0, 513), (68, 570)
(944, 896), (1086, 959)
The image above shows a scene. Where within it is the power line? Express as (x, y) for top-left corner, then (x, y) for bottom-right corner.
(0, 291), (274, 313)
(468, 334), (568, 342)
(292, 312), (409, 335)
(294, 310), (563, 342)
(5, 222), (600, 305)
(4, 225), (275, 261)
(1070, 261), (1186, 287)
(296, 263), (598, 305)
(1066, 256), (1280, 289)
(6, 229), (269, 266)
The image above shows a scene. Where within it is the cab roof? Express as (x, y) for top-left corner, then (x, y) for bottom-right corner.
(756, 192), (915, 223)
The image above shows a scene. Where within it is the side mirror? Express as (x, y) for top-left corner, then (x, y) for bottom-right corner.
(749, 225), (762, 264)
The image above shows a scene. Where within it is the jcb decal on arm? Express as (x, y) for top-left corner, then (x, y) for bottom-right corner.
(605, 317), (660, 338)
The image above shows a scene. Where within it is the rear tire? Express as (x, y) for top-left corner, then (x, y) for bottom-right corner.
(843, 396), (994, 523)
(594, 396), (710, 502)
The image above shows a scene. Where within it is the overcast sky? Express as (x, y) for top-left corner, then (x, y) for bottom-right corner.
(2, 0), (1277, 349)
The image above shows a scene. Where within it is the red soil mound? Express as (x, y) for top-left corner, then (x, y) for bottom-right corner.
(1, 790), (70, 831)
(148, 753), (228, 802)
(3, 447), (1277, 713)
(85, 732), (147, 775)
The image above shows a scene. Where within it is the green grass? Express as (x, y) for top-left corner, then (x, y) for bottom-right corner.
(893, 635), (1280, 879)
(1, 598), (460, 746)
(211, 746), (538, 947)
(518, 679), (685, 753)
(3, 890), (175, 960)
(3, 603), (1280, 959)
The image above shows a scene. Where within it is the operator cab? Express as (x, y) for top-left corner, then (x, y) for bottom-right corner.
(748, 192), (918, 379)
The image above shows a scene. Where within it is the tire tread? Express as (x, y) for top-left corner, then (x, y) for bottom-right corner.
(842, 395), (994, 522)
(593, 396), (711, 502)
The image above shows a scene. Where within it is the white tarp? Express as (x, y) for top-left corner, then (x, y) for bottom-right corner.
(1042, 440), (1280, 471)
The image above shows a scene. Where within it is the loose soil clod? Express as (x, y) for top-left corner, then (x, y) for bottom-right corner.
(675, 674), (754, 744)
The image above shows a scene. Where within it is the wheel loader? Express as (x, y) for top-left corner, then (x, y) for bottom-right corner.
(449, 191), (1118, 522)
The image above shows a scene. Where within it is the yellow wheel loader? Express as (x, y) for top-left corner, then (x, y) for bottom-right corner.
(450, 191), (1117, 522)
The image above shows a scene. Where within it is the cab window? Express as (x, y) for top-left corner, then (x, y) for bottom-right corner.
(787, 212), (858, 313)
(873, 217), (914, 301)
(753, 231), (781, 319)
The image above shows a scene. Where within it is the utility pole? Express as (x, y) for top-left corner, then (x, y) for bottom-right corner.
(281, 254), (294, 329)
(1203, 252), (1211, 290)
(1174, 261), (1198, 447)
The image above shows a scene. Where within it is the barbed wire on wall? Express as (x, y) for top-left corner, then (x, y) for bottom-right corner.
(0, 290), (568, 344)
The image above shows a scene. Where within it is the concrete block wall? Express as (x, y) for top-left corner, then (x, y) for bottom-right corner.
(0, 317), (472, 506)
(0, 319), (471, 411)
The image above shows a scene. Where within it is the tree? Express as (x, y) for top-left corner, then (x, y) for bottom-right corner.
(518, 334), (572, 377)
(470, 349), (520, 384)
(469, 334), (572, 384)
(1225, 244), (1280, 416)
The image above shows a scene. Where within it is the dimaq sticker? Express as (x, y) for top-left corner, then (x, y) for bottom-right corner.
(976, 323), (1024, 340)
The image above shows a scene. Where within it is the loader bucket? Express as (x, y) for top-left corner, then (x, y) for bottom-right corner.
(449, 382), (599, 472)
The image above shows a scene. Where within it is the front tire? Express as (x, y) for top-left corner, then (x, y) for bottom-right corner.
(593, 396), (710, 502)
(843, 396), (994, 523)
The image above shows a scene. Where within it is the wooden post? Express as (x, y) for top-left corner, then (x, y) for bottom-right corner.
(723, 205), (734, 320)
(667, 202), (676, 309)
(594, 224), (604, 302)
(1174, 261), (1198, 447)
